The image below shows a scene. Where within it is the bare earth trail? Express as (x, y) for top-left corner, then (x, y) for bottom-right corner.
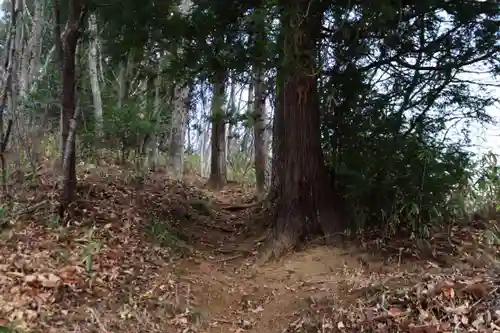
(1, 168), (500, 333)
(173, 185), (425, 333)
(154, 180), (500, 333)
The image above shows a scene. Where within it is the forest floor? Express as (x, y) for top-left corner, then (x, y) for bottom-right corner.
(1, 163), (500, 333)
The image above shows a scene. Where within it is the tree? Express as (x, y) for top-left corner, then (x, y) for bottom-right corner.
(268, 0), (345, 258)
(168, 0), (192, 179)
(207, 65), (227, 188)
(55, 0), (87, 217)
(0, 0), (496, 260)
(250, 7), (268, 198)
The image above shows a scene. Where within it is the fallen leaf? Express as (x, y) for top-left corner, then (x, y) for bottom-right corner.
(388, 307), (405, 316)
(40, 274), (61, 288)
(442, 286), (455, 298)
(251, 306), (264, 313)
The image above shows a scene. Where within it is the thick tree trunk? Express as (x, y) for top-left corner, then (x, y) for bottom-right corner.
(269, 0), (345, 259)
(207, 68), (227, 189)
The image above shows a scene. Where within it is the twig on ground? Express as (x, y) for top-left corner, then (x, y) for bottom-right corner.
(215, 254), (244, 262)
(87, 307), (109, 333)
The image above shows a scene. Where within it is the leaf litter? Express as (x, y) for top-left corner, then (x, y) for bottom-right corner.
(0, 163), (500, 333)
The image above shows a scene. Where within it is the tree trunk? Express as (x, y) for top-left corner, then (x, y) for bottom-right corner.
(88, 13), (103, 137)
(148, 64), (162, 171)
(27, 0), (45, 89)
(250, 7), (268, 198)
(199, 85), (210, 177)
(167, 0), (191, 179)
(60, 31), (78, 203)
(58, 0), (86, 216)
(207, 68), (227, 189)
(11, 0), (24, 179)
(200, 120), (211, 177)
(226, 78), (236, 163)
(0, 0), (21, 193)
(269, 0), (345, 259)
(168, 83), (189, 178)
(253, 67), (266, 198)
(116, 54), (132, 162)
(20, 0), (45, 99)
(22, 0), (45, 171)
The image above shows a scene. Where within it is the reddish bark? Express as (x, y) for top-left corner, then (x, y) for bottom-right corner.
(269, 0), (345, 258)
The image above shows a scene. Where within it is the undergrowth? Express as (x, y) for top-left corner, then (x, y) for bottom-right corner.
(144, 217), (191, 253)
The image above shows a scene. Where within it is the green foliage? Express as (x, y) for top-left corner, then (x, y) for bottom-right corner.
(184, 154), (201, 175)
(0, 326), (16, 333)
(466, 152), (500, 214)
(329, 130), (474, 234)
(228, 152), (255, 183)
(309, 0), (500, 235)
(6, 0), (498, 245)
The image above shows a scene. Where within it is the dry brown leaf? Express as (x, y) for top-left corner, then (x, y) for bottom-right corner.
(24, 275), (37, 284)
(40, 273), (61, 288)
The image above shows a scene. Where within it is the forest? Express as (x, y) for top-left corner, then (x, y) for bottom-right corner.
(0, 0), (498, 332)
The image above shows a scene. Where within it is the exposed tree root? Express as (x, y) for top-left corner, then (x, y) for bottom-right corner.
(259, 217), (303, 264)
(206, 176), (226, 190)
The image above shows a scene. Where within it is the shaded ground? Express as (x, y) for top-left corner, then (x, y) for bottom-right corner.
(0, 164), (500, 333)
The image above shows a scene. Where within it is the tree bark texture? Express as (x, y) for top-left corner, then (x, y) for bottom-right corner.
(58, 0), (86, 216)
(253, 66), (267, 198)
(168, 82), (189, 178)
(60, 27), (78, 204)
(207, 68), (227, 189)
(269, 0), (345, 258)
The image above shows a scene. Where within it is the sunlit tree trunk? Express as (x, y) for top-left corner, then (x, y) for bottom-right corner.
(268, 0), (345, 259)
(199, 85), (210, 177)
(88, 13), (103, 137)
(200, 120), (211, 177)
(251, 7), (268, 198)
(169, 83), (189, 178)
(167, 0), (191, 179)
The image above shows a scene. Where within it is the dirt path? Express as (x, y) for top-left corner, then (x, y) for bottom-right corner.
(173, 189), (425, 333)
(4, 171), (495, 333)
